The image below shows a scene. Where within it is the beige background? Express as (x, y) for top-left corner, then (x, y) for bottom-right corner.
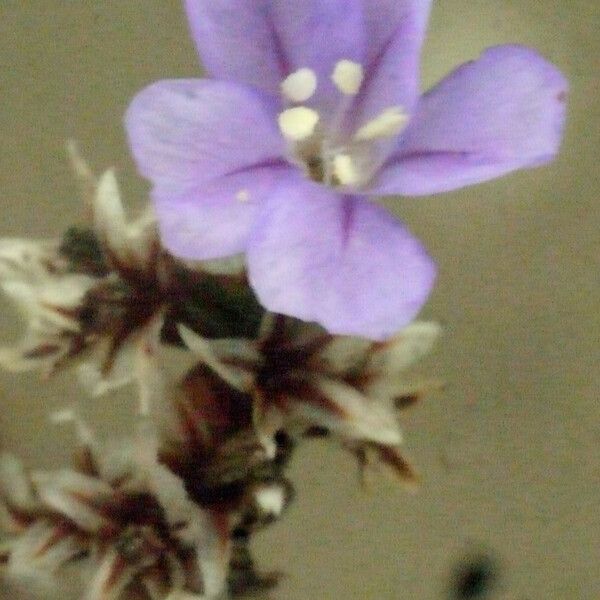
(1, 1), (598, 599)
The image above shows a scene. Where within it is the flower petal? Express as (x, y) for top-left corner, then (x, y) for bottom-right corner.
(369, 321), (441, 374)
(353, 442), (420, 491)
(93, 171), (129, 261)
(125, 79), (289, 258)
(153, 166), (289, 259)
(0, 335), (69, 374)
(32, 471), (113, 533)
(125, 79), (285, 193)
(86, 549), (136, 600)
(34, 532), (83, 573)
(178, 325), (259, 392)
(365, 321), (441, 399)
(0, 239), (63, 282)
(94, 171), (158, 272)
(0, 454), (37, 511)
(246, 177), (436, 340)
(184, 0), (285, 96)
(373, 45), (568, 195)
(315, 336), (373, 375)
(184, 0), (365, 106)
(356, 0), (432, 121)
(7, 521), (62, 572)
(268, 0), (365, 113)
(196, 510), (231, 598)
(134, 426), (205, 545)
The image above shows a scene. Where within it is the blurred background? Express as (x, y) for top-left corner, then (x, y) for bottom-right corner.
(0, 1), (598, 598)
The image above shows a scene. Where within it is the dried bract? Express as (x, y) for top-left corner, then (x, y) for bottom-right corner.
(180, 315), (441, 487)
(0, 148), (262, 413)
(0, 416), (230, 600)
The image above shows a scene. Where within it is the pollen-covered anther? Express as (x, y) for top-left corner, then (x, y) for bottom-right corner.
(278, 106), (320, 141)
(280, 68), (317, 103)
(333, 153), (361, 186)
(331, 60), (364, 96)
(354, 106), (409, 141)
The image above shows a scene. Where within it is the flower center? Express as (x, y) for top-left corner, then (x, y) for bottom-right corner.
(277, 60), (409, 189)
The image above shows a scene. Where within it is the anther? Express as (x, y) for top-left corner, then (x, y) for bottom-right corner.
(278, 107), (320, 141)
(281, 68), (317, 103)
(333, 153), (361, 186)
(236, 189), (250, 202)
(354, 106), (409, 141)
(331, 60), (364, 96)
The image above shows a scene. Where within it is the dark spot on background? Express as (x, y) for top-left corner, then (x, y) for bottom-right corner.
(449, 552), (499, 599)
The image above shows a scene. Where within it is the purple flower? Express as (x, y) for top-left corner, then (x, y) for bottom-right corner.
(125, 0), (567, 340)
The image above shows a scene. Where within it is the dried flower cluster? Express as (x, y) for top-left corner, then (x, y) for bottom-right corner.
(0, 146), (262, 413)
(0, 149), (440, 599)
(0, 416), (212, 600)
(1, 0), (567, 598)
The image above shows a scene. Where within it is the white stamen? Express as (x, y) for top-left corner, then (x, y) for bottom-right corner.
(331, 60), (364, 96)
(280, 68), (317, 103)
(278, 106), (320, 141)
(333, 153), (361, 186)
(235, 189), (250, 202)
(354, 106), (409, 141)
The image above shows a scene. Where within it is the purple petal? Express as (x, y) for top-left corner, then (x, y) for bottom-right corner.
(372, 45), (568, 195)
(246, 176), (436, 340)
(125, 79), (284, 194)
(269, 0), (365, 112)
(125, 79), (289, 257)
(185, 1), (285, 96)
(184, 1), (365, 111)
(154, 165), (291, 259)
(363, 0), (432, 64)
(356, 0), (432, 120)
